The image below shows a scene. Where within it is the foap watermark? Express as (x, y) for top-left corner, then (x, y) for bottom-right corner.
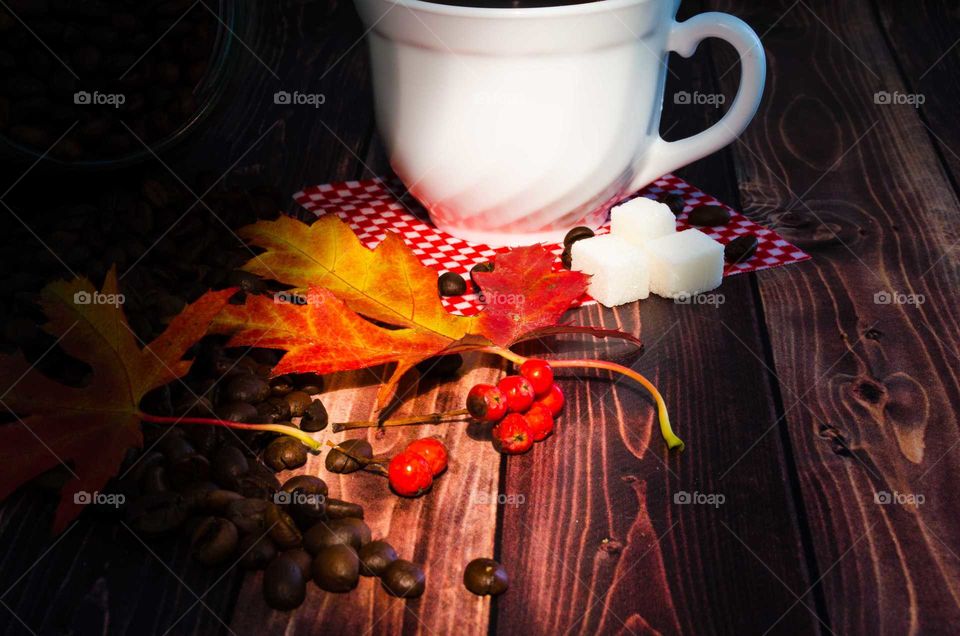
(471, 492), (526, 507)
(274, 491), (326, 506)
(74, 490), (126, 508)
(674, 90), (726, 108)
(477, 291), (526, 306)
(274, 290), (326, 306)
(274, 90), (326, 108)
(874, 490), (924, 506)
(673, 490), (725, 508)
(873, 290), (925, 306)
(74, 90), (126, 108)
(674, 292), (725, 307)
(74, 290), (124, 307)
(874, 90), (925, 108)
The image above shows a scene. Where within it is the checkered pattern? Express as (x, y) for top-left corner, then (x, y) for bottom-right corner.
(294, 174), (810, 316)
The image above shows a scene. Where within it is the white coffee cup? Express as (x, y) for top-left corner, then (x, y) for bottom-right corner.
(353, 0), (766, 247)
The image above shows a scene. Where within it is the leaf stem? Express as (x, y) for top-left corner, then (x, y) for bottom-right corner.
(138, 413), (323, 452)
(332, 408), (470, 432)
(481, 346), (684, 452)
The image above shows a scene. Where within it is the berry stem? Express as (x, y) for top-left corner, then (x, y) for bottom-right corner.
(482, 346), (684, 452)
(332, 408), (470, 432)
(138, 413), (323, 452)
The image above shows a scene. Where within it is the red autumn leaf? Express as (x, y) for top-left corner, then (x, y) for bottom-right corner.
(0, 269), (232, 533)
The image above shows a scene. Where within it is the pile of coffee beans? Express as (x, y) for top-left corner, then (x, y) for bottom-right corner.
(0, 0), (224, 162)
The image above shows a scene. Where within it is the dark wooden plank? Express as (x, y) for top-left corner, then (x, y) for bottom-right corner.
(496, 3), (820, 632)
(709, 0), (960, 632)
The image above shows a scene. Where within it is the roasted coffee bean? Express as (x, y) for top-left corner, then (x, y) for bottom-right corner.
(469, 261), (494, 290)
(127, 492), (189, 535)
(381, 560), (426, 599)
(264, 554), (308, 610)
(141, 464), (170, 494)
(265, 396), (292, 420)
(563, 226), (595, 248)
(724, 234), (759, 263)
(235, 461), (281, 499)
(255, 400), (283, 423)
(212, 445), (249, 487)
(560, 245), (573, 270)
(324, 439), (373, 474)
(688, 205), (732, 227)
(438, 271), (467, 296)
(183, 421), (219, 453)
(283, 548), (314, 578)
(225, 270), (267, 294)
(415, 354), (462, 379)
(239, 533), (277, 570)
(270, 375), (294, 397)
(658, 193), (687, 216)
(203, 489), (244, 514)
(215, 401), (258, 423)
(280, 475), (329, 498)
(300, 399), (328, 432)
(287, 489), (326, 525)
(463, 558), (509, 596)
(224, 375), (270, 403)
(312, 545), (360, 593)
(284, 391), (312, 417)
(158, 435), (195, 463)
(181, 481), (219, 510)
(191, 517), (239, 565)
(225, 497), (271, 534)
(358, 540), (399, 577)
(291, 372), (323, 393)
(266, 503), (303, 549)
(303, 518), (371, 554)
(168, 454), (211, 490)
(324, 498), (364, 520)
(264, 437), (308, 471)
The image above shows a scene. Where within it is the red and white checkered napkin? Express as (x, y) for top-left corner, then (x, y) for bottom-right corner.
(293, 174), (810, 316)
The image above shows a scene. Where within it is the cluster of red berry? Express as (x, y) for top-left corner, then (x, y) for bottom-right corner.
(466, 359), (565, 454)
(387, 437), (449, 497)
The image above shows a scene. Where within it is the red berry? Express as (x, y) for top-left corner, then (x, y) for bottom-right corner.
(497, 375), (535, 413)
(492, 413), (533, 454)
(520, 359), (554, 397)
(524, 405), (554, 441)
(405, 437), (448, 476)
(467, 384), (508, 421)
(533, 384), (564, 417)
(388, 451), (433, 497)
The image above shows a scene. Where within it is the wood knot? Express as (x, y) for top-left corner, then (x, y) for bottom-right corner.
(865, 328), (883, 341)
(599, 538), (623, 555)
(856, 381), (885, 405)
(818, 423), (852, 456)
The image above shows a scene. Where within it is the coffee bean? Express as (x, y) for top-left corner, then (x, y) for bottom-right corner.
(264, 437), (308, 472)
(264, 554), (307, 610)
(254, 400), (283, 423)
(284, 391), (312, 417)
(212, 445), (249, 487)
(203, 489), (244, 514)
(191, 517), (239, 565)
(469, 261), (494, 290)
(168, 453), (211, 490)
(324, 439), (372, 474)
(300, 399), (328, 432)
(239, 533), (277, 570)
(463, 558), (509, 596)
(282, 548), (313, 578)
(724, 234), (759, 263)
(269, 375), (294, 397)
(563, 226), (594, 248)
(312, 545), (360, 593)
(215, 401), (258, 424)
(358, 540), (398, 577)
(236, 461), (281, 499)
(687, 205), (732, 227)
(560, 245), (573, 269)
(438, 272), (467, 296)
(224, 375), (270, 403)
(324, 499), (364, 520)
(266, 503), (302, 549)
(225, 498), (271, 534)
(291, 373), (323, 392)
(280, 475), (329, 498)
(126, 492), (189, 535)
(658, 193), (687, 216)
(381, 560), (426, 599)
(303, 518), (371, 554)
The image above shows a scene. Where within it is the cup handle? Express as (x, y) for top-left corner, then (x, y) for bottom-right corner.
(630, 12), (767, 191)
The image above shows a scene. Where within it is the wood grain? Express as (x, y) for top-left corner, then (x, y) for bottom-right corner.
(710, 0), (960, 632)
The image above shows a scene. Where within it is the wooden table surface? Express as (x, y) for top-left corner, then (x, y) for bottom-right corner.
(2, 0), (960, 634)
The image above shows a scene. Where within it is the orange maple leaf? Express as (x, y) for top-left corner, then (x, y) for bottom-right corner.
(0, 269), (232, 533)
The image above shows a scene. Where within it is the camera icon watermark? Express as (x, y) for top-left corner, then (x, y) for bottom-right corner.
(274, 290), (326, 306)
(477, 291), (525, 306)
(274, 491), (326, 506)
(874, 490), (924, 506)
(674, 292), (725, 307)
(673, 490), (725, 508)
(74, 490), (126, 508)
(74, 90), (126, 108)
(274, 90), (326, 108)
(873, 290), (925, 306)
(74, 290), (125, 307)
(874, 90), (925, 108)
(470, 492), (526, 507)
(674, 90), (726, 108)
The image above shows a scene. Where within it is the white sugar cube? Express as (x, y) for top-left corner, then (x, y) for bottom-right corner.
(646, 229), (724, 299)
(570, 235), (649, 307)
(610, 197), (676, 246)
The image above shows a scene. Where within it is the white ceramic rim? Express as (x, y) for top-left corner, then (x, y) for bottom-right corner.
(377, 0), (657, 20)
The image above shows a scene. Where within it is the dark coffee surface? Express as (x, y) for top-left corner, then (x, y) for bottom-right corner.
(419, 0), (602, 7)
